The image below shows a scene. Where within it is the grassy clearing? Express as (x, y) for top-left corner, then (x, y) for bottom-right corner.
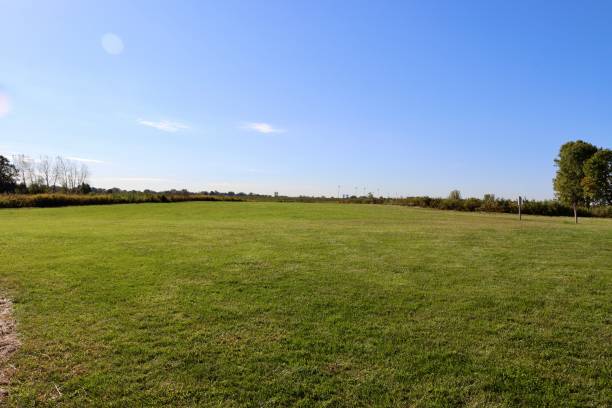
(0, 202), (610, 407)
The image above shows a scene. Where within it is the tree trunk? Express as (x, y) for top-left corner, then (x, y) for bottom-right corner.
(573, 202), (578, 224)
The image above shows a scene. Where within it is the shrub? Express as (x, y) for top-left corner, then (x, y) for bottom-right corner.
(381, 195), (609, 218)
(0, 193), (241, 208)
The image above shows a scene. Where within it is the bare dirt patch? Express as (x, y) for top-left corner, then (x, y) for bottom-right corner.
(0, 298), (20, 401)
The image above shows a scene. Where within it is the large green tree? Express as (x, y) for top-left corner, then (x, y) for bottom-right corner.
(553, 140), (598, 223)
(0, 155), (18, 193)
(582, 149), (612, 205)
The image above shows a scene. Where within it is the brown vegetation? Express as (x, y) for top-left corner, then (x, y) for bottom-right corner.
(0, 298), (19, 401)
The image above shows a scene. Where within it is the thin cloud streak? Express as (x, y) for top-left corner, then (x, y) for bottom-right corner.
(66, 156), (106, 164)
(242, 122), (285, 134)
(138, 119), (190, 133)
(94, 177), (173, 182)
(0, 92), (11, 118)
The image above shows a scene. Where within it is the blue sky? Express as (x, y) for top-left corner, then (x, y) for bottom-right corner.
(1, 0), (611, 198)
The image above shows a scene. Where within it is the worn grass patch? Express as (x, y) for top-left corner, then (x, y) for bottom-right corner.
(0, 202), (610, 406)
(0, 298), (20, 401)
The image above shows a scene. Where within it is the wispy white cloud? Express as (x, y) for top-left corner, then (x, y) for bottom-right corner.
(246, 168), (268, 174)
(0, 91), (11, 118)
(6, 153), (35, 162)
(66, 156), (106, 164)
(0, 150), (18, 158)
(242, 122), (285, 134)
(0, 151), (107, 165)
(138, 119), (189, 133)
(94, 177), (173, 182)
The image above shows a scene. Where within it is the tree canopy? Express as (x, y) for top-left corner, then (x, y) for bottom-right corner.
(553, 140), (610, 222)
(582, 149), (612, 205)
(0, 155), (18, 193)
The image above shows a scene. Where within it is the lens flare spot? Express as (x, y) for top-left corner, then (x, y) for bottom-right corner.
(101, 33), (124, 55)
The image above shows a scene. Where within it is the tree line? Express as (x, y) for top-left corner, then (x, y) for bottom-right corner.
(1, 140), (610, 220)
(0, 155), (91, 194)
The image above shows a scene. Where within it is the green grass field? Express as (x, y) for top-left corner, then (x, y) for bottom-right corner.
(0, 202), (610, 407)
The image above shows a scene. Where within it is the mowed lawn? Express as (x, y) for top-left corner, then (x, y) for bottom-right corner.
(0, 202), (610, 407)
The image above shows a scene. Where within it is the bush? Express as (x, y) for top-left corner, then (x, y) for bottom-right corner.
(590, 206), (612, 218)
(0, 193), (241, 208)
(463, 198), (481, 211)
(386, 195), (610, 218)
(2, 192), (609, 218)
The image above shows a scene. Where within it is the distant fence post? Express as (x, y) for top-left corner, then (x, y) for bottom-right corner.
(518, 196), (522, 220)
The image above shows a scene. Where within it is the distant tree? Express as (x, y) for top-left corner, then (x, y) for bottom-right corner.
(448, 190), (461, 200)
(52, 156), (65, 192)
(483, 194), (496, 202)
(77, 163), (89, 188)
(0, 155), (18, 193)
(79, 183), (92, 194)
(582, 148), (612, 205)
(37, 155), (53, 191)
(50, 157), (90, 193)
(6, 154), (92, 194)
(553, 140), (599, 223)
(12, 154), (32, 187)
